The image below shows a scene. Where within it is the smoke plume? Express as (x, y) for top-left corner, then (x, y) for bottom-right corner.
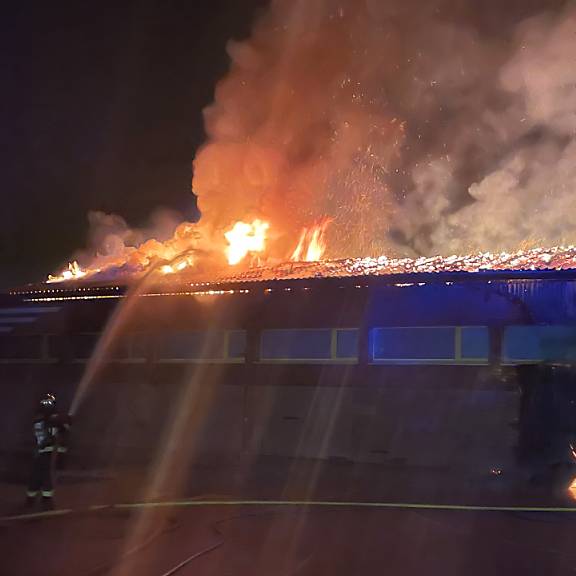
(71, 209), (205, 278)
(193, 0), (410, 258)
(193, 0), (575, 258)
(57, 0), (576, 278)
(392, 2), (576, 255)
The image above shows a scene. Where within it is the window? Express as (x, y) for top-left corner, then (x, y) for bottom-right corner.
(108, 337), (133, 360)
(72, 334), (99, 360)
(47, 335), (63, 359)
(260, 329), (359, 362)
(460, 327), (490, 362)
(369, 326), (490, 364)
(227, 330), (247, 359)
(336, 329), (359, 359)
(158, 331), (226, 360)
(157, 330), (246, 362)
(261, 329), (332, 360)
(66, 333), (149, 362)
(371, 327), (455, 363)
(131, 333), (149, 359)
(0, 335), (43, 360)
(503, 326), (576, 363)
(110, 333), (149, 361)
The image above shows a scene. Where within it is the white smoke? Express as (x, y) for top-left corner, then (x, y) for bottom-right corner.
(397, 3), (576, 255)
(73, 208), (187, 271)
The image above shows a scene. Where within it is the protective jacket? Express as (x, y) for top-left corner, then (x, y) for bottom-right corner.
(33, 413), (60, 454)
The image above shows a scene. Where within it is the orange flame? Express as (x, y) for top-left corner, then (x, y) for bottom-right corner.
(47, 261), (89, 283)
(46, 222), (202, 282)
(569, 477), (576, 500)
(160, 259), (192, 275)
(291, 219), (331, 262)
(224, 219), (270, 265)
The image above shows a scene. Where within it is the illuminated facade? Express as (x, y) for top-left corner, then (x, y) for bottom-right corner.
(1, 270), (576, 500)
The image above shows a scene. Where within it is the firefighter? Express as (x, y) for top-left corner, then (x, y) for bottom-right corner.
(26, 394), (61, 509)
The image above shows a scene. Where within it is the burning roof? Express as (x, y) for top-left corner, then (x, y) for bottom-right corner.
(13, 245), (575, 296)
(186, 245), (576, 285)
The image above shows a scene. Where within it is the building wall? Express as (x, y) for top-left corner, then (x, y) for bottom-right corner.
(0, 361), (518, 481)
(2, 276), (576, 483)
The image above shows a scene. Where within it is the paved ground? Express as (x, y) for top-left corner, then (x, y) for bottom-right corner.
(2, 502), (576, 576)
(3, 457), (576, 511)
(2, 460), (576, 575)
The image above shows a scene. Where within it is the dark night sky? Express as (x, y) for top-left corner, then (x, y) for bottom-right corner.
(0, 0), (267, 286)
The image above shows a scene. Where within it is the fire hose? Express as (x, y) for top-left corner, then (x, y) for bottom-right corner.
(3, 499), (576, 576)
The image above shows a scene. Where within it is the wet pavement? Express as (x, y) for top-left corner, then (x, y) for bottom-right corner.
(2, 502), (576, 576)
(2, 460), (576, 575)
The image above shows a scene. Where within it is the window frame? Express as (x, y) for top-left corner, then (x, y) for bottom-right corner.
(502, 325), (576, 365)
(369, 325), (490, 365)
(259, 328), (359, 364)
(155, 329), (246, 364)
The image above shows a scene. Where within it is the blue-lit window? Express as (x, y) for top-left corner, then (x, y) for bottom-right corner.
(503, 326), (576, 362)
(336, 329), (358, 358)
(461, 327), (489, 361)
(371, 327), (455, 362)
(158, 331), (226, 360)
(261, 329), (332, 360)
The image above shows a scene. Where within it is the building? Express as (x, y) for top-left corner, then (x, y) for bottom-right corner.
(2, 267), (576, 501)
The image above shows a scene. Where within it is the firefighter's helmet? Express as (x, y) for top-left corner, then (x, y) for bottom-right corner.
(39, 393), (56, 414)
